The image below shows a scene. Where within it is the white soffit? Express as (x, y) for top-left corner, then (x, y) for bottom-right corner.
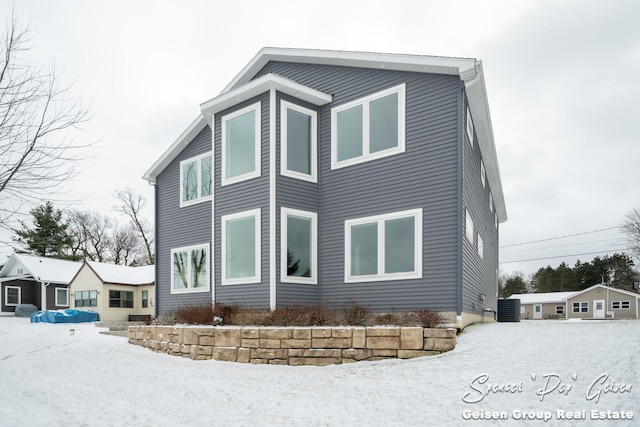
(142, 115), (207, 184)
(200, 73), (332, 119)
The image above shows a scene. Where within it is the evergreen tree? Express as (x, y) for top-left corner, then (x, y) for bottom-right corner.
(12, 202), (73, 258)
(499, 272), (528, 298)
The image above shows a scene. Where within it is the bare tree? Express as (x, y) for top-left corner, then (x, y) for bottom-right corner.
(67, 210), (112, 262)
(110, 221), (140, 266)
(621, 207), (640, 262)
(0, 13), (91, 229)
(114, 187), (154, 264)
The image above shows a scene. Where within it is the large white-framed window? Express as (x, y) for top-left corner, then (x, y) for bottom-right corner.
(465, 209), (474, 242)
(180, 153), (212, 207)
(281, 207), (317, 284)
(345, 208), (422, 283)
(331, 83), (406, 169)
(55, 287), (69, 307)
(222, 208), (261, 285)
(221, 102), (261, 186)
(281, 101), (317, 183)
(5, 286), (21, 306)
(171, 243), (210, 293)
(466, 106), (474, 145)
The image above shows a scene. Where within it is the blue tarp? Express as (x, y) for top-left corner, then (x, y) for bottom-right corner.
(30, 309), (99, 323)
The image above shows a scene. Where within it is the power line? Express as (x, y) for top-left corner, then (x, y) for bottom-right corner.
(500, 227), (619, 248)
(501, 238), (624, 255)
(500, 248), (631, 264)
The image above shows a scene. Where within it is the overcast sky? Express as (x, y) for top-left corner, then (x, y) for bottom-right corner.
(1, 0), (638, 278)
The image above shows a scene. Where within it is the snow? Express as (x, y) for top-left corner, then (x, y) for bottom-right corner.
(0, 317), (638, 426)
(86, 261), (154, 285)
(509, 292), (576, 304)
(0, 253), (81, 284)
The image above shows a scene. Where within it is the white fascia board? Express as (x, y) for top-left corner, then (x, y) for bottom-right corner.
(142, 115), (208, 184)
(0, 275), (32, 283)
(221, 47), (477, 95)
(570, 284), (640, 300)
(462, 61), (507, 223)
(201, 73), (332, 120)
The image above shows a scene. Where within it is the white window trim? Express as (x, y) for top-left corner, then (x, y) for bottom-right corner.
(477, 233), (484, 259)
(221, 208), (261, 285)
(281, 207), (317, 285)
(170, 243), (211, 294)
(5, 286), (21, 307)
(556, 305), (565, 315)
(331, 83), (406, 170)
(344, 208), (422, 283)
(280, 101), (317, 183)
(572, 301), (589, 313)
(612, 301), (630, 309)
(179, 152), (212, 207)
(489, 193), (493, 213)
(55, 287), (69, 307)
(465, 209), (474, 242)
(466, 106), (474, 145)
(221, 102), (261, 186)
(480, 159), (486, 188)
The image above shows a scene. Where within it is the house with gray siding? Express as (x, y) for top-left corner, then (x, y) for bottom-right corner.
(143, 48), (507, 328)
(0, 253), (81, 313)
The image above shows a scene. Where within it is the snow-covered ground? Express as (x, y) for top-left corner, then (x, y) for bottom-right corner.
(0, 317), (638, 427)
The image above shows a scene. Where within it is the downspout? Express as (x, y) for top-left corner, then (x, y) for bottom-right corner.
(149, 180), (159, 320)
(455, 80), (464, 325)
(269, 88), (277, 310)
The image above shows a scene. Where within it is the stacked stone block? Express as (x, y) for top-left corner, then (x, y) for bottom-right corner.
(128, 325), (456, 366)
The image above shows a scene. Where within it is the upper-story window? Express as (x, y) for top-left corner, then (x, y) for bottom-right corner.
(465, 209), (474, 242)
(281, 101), (317, 182)
(222, 102), (261, 186)
(180, 153), (212, 207)
(331, 83), (406, 169)
(466, 106), (474, 146)
(480, 159), (486, 188)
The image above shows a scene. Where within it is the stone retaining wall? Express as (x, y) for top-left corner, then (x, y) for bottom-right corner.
(128, 325), (456, 366)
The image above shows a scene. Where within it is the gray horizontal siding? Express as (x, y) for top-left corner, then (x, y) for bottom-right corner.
(214, 94), (270, 307)
(275, 93), (320, 306)
(155, 126), (213, 316)
(461, 93), (499, 315)
(259, 62), (461, 312)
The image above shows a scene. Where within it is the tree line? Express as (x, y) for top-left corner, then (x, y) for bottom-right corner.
(500, 253), (638, 298)
(11, 188), (153, 266)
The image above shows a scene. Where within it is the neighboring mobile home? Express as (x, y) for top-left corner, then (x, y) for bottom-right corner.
(69, 261), (155, 322)
(0, 253), (81, 313)
(509, 292), (576, 320)
(510, 285), (640, 320)
(143, 47), (507, 328)
(565, 284), (639, 320)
